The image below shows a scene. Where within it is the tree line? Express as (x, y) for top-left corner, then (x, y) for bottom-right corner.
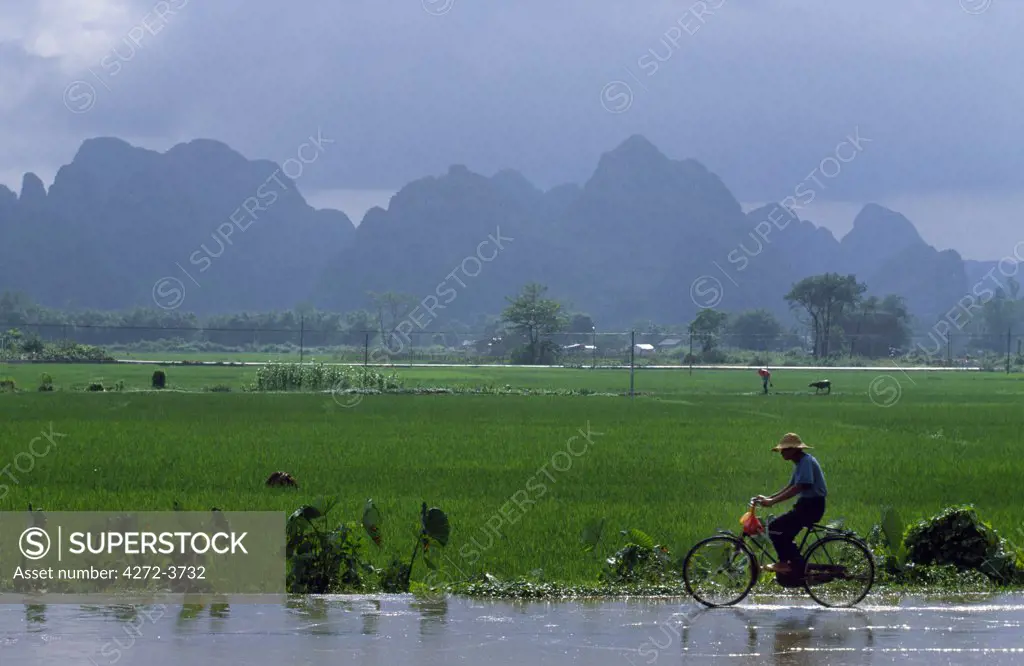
(2, 271), (1022, 360)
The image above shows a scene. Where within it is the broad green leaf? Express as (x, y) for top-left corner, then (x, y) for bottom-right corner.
(423, 508), (450, 546)
(289, 505), (321, 523)
(581, 518), (605, 552)
(881, 506), (905, 561)
(627, 529), (654, 550)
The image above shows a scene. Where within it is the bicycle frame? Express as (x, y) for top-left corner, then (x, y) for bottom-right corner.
(720, 508), (863, 566)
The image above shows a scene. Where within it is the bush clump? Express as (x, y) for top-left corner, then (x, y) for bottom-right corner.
(250, 362), (403, 393)
(598, 529), (680, 586)
(38, 373), (54, 391)
(152, 370), (166, 389)
(86, 383), (105, 392)
(1, 378), (16, 392)
(903, 505), (1024, 585)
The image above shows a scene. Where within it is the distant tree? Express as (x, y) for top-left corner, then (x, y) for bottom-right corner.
(977, 287), (1024, 352)
(20, 335), (44, 356)
(726, 309), (782, 350)
(567, 313), (596, 345)
(688, 309), (729, 355)
(785, 273), (867, 359)
(343, 309), (376, 345)
(368, 291), (416, 345)
(841, 294), (911, 358)
(501, 283), (568, 364)
(568, 313), (595, 333)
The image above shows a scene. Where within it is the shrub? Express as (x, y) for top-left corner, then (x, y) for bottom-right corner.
(0, 378), (15, 392)
(38, 341), (115, 362)
(20, 336), (45, 356)
(205, 384), (232, 392)
(598, 529), (679, 586)
(152, 370), (166, 389)
(250, 362), (402, 393)
(286, 500), (373, 594)
(86, 383), (105, 392)
(510, 340), (561, 365)
(902, 505), (1024, 585)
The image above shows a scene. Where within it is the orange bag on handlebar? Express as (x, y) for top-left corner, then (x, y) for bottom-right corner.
(739, 509), (764, 536)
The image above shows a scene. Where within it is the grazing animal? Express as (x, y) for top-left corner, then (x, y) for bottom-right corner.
(809, 380), (831, 394)
(266, 471), (299, 488)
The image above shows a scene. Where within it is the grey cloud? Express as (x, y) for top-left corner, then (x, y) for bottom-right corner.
(1, 0), (1022, 256)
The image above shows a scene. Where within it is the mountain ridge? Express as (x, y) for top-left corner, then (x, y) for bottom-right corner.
(0, 133), (995, 328)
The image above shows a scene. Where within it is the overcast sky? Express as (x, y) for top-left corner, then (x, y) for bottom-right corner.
(1, 0), (1020, 260)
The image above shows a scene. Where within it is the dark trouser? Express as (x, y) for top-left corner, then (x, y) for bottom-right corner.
(768, 497), (826, 566)
(762, 377), (769, 393)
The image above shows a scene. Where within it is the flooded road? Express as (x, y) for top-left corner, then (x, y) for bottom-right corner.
(2, 593), (1023, 664)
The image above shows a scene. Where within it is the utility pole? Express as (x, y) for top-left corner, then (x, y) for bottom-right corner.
(629, 330), (635, 399)
(689, 331), (693, 376)
(299, 315), (305, 364)
(1007, 326), (1012, 374)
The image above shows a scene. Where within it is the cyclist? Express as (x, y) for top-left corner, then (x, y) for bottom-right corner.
(752, 433), (827, 576)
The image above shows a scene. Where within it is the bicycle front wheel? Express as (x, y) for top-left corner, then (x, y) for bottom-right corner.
(802, 536), (875, 607)
(682, 535), (758, 607)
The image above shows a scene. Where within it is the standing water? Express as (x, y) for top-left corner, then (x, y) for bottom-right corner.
(2, 594), (1024, 664)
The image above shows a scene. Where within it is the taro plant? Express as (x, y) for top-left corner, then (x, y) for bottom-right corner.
(284, 498), (451, 595)
(869, 505), (909, 577)
(366, 499), (451, 594)
(598, 528), (678, 585)
(286, 497), (373, 593)
(405, 502), (451, 590)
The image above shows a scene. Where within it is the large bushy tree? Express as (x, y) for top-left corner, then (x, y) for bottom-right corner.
(785, 273), (867, 359)
(500, 283), (569, 364)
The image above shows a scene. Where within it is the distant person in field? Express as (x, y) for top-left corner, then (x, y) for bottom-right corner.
(758, 367), (772, 394)
(752, 433), (828, 576)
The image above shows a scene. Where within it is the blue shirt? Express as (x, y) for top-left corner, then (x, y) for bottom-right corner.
(789, 453), (827, 498)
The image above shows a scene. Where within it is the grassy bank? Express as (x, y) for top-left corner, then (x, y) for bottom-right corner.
(0, 360), (1009, 395)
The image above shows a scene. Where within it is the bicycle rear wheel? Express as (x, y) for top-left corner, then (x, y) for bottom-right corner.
(802, 535), (875, 607)
(682, 535), (758, 607)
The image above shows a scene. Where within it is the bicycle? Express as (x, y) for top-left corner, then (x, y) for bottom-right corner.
(681, 499), (875, 608)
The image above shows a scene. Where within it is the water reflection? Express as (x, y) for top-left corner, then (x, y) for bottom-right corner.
(412, 597), (448, 636)
(772, 614), (814, 666)
(24, 604), (46, 629)
(679, 605), (876, 663)
(361, 598), (380, 636)
(1, 595), (1022, 665)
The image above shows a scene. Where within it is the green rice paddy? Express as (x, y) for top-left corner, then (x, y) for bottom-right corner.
(1, 363), (1022, 585)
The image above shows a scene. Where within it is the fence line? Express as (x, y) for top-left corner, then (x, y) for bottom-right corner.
(2, 319), (1021, 370)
